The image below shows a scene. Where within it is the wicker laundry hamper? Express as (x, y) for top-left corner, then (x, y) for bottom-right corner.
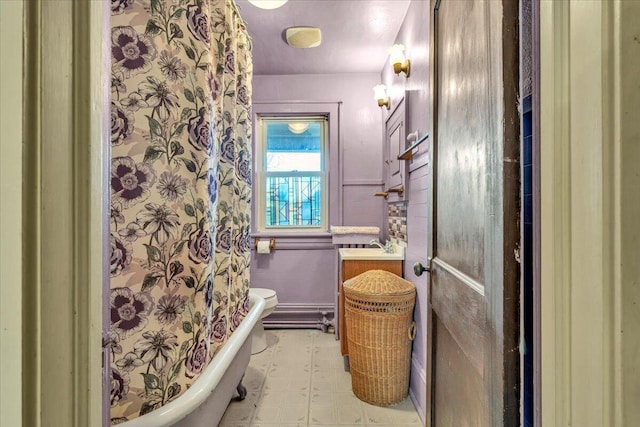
(344, 269), (416, 406)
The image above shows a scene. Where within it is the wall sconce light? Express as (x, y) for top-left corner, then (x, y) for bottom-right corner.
(373, 84), (390, 110)
(389, 44), (410, 78)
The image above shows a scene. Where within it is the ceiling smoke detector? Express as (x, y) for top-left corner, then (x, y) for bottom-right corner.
(285, 27), (322, 48)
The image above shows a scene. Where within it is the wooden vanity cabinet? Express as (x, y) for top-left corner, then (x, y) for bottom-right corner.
(338, 259), (403, 356)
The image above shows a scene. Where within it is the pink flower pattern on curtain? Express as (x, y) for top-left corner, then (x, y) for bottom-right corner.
(109, 0), (252, 422)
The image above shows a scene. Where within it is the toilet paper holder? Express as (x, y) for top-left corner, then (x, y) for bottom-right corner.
(254, 237), (276, 251)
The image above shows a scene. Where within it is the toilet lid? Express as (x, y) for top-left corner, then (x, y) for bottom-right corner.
(250, 288), (276, 301)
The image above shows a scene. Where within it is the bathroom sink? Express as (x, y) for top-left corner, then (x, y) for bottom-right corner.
(338, 246), (405, 261)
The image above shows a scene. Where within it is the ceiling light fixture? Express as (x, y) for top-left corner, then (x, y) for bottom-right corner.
(389, 44), (411, 78)
(373, 85), (390, 110)
(288, 122), (309, 134)
(248, 0), (288, 10)
(285, 27), (322, 48)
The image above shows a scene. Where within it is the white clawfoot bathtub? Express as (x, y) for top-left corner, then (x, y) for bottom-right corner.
(117, 294), (265, 427)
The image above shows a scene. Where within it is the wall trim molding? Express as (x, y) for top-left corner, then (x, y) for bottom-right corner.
(411, 354), (427, 383)
(409, 354), (427, 425)
(342, 179), (384, 186)
(253, 100), (344, 105)
(251, 232), (334, 251)
(252, 242), (334, 251)
(263, 303), (334, 330)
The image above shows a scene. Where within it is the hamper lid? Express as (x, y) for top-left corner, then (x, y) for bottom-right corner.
(343, 270), (415, 295)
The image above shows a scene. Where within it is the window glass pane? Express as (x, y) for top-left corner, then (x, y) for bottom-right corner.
(266, 152), (321, 172)
(265, 121), (322, 172)
(265, 175), (322, 227)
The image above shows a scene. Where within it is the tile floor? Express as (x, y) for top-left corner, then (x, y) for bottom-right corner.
(220, 329), (424, 427)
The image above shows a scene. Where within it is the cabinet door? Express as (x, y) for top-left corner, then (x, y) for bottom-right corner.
(343, 260), (403, 281)
(388, 119), (402, 187)
(339, 260), (403, 356)
(385, 97), (407, 201)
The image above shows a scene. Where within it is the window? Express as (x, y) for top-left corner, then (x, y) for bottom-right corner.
(255, 116), (328, 232)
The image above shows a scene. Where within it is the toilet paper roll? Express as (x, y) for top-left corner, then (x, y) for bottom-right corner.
(257, 240), (271, 254)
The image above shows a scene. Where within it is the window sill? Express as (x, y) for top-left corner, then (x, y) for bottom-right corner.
(252, 231), (331, 239)
(251, 231), (334, 251)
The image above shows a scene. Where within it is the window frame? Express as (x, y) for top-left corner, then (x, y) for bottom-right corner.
(254, 115), (329, 233)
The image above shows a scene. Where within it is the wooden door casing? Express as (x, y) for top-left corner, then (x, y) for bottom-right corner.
(428, 0), (520, 425)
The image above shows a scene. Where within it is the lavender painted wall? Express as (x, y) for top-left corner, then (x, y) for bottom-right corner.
(382, 2), (430, 166)
(250, 2), (431, 418)
(380, 1), (431, 422)
(251, 74), (385, 326)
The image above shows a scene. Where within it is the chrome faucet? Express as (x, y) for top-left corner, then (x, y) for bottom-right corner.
(369, 239), (394, 253)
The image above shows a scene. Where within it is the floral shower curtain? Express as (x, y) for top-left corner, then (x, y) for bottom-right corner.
(108, 0), (252, 422)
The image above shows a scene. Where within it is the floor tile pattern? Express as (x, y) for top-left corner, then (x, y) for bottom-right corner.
(220, 329), (423, 427)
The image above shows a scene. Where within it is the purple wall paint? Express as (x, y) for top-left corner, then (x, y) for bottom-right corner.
(253, 73), (385, 183)
(380, 1), (431, 422)
(381, 3), (430, 156)
(403, 162), (430, 422)
(251, 73), (385, 324)
(251, 246), (335, 301)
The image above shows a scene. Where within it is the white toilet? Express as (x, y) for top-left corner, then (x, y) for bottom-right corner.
(248, 288), (278, 354)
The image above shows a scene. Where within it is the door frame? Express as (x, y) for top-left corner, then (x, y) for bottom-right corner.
(1, 1), (26, 425)
(539, 1), (639, 425)
(19, 1), (110, 426)
(10, 1), (638, 427)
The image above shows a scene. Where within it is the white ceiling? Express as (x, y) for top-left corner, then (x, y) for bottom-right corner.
(235, 0), (411, 75)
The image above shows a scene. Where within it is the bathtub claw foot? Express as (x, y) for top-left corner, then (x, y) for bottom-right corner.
(236, 380), (247, 400)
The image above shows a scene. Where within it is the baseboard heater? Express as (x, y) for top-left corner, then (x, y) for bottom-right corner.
(263, 303), (335, 332)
